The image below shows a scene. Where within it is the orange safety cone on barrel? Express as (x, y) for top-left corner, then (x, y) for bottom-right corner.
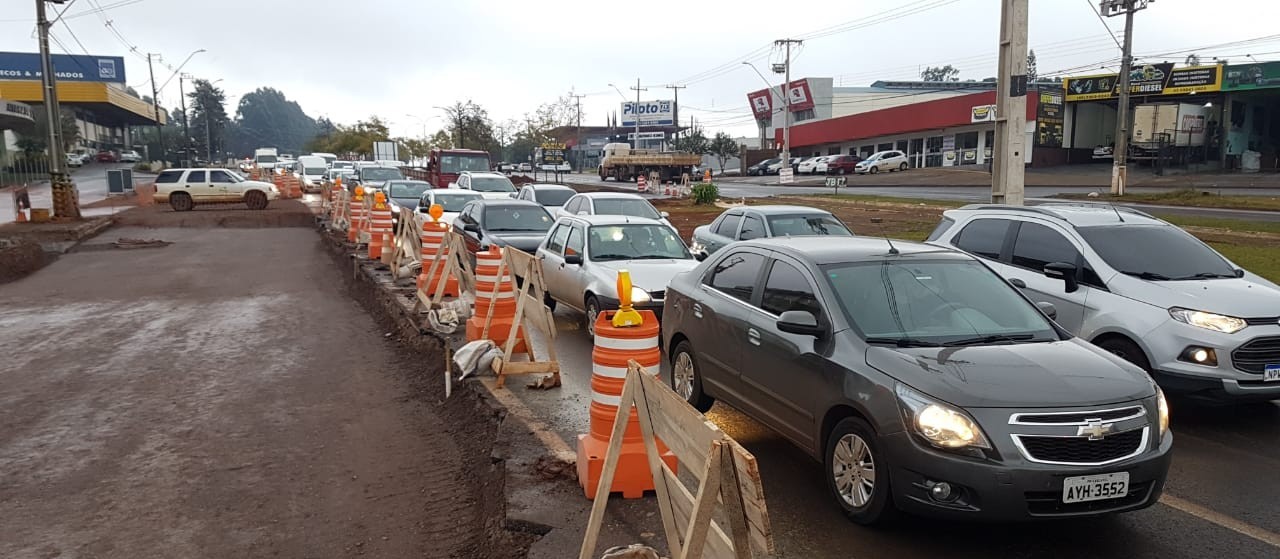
(577, 271), (676, 499)
(368, 191), (393, 259)
(417, 205), (459, 296)
(348, 186), (366, 242)
(466, 246), (527, 353)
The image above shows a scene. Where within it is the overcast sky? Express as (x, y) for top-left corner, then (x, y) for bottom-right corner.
(3, 0), (1279, 139)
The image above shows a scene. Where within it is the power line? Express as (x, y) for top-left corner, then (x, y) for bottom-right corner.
(1086, 0), (1124, 49)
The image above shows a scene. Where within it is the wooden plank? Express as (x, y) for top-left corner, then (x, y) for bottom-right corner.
(578, 365), (643, 559)
(729, 440), (775, 556)
(678, 441), (724, 559)
(717, 444), (752, 559)
(635, 365), (723, 473)
(493, 359), (559, 375)
(663, 467), (735, 559)
(633, 366), (683, 556)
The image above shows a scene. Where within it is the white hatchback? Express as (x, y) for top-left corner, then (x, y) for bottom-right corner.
(152, 168), (279, 211)
(854, 150), (909, 174)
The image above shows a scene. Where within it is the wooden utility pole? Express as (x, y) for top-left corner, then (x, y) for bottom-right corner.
(1101, 0), (1151, 196)
(992, 0), (1029, 206)
(36, 0), (80, 219)
(179, 73), (191, 163)
(147, 53), (165, 163)
(665, 84), (685, 140)
(629, 79), (646, 149)
(774, 39), (803, 168)
(569, 92), (585, 171)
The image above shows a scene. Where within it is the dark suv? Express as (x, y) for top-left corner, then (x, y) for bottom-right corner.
(661, 237), (1171, 523)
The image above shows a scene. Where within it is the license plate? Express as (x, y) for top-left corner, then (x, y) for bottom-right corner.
(1265, 364), (1280, 382)
(1062, 472), (1129, 504)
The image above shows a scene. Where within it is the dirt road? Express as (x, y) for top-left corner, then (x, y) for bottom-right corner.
(0, 223), (483, 557)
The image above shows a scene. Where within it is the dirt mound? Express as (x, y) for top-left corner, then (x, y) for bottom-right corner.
(0, 239), (44, 283)
(113, 200), (317, 228)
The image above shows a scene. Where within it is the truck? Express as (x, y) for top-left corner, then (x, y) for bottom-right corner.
(425, 148), (491, 188)
(253, 147), (279, 171)
(596, 143), (701, 182)
(1132, 103), (1207, 151)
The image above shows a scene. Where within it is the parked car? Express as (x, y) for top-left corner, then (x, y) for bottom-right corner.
(747, 158), (780, 176)
(797, 156), (829, 175)
(452, 199), (555, 259)
(65, 153), (85, 167)
(417, 189), (484, 224)
(662, 235), (1172, 523)
(516, 183), (577, 209)
(454, 171), (518, 200)
(118, 150), (142, 163)
(96, 151), (117, 163)
(854, 150), (910, 174)
(928, 203), (1280, 403)
(690, 205), (853, 258)
(824, 154), (863, 175)
(384, 179), (433, 214)
(556, 192), (675, 233)
(538, 215), (698, 336)
(152, 168), (279, 211)
(517, 162), (533, 172)
(766, 157), (802, 175)
(496, 162), (514, 172)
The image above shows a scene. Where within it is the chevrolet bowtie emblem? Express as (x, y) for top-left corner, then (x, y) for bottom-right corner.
(1078, 419), (1114, 440)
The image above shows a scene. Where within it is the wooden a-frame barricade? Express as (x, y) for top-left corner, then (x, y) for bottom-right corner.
(480, 246), (560, 389)
(414, 230), (475, 312)
(580, 361), (775, 559)
(383, 207), (422, 279)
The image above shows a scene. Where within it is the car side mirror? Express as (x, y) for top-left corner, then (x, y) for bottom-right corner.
(777, 310), (826, 338)
(463, 222), (480, 233)
(694, 252), (707, 262)
(660, 211), (670, 218)
(1043, 262), (1079, 293)
(1036, 301), (1058, 320)
(564, 253), (583, 266)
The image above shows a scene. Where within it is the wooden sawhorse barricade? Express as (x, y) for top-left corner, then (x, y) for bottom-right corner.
(481, 246), (560, 389)
(383, 207), (423, 279)
(580, 361), (775, 559)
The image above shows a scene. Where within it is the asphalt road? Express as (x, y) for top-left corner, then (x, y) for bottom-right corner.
(558, 174), (1280, 223)
(514, 308), (1280, 558)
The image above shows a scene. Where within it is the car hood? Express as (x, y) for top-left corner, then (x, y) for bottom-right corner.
(1110, 275), (1280, 317)
(487, 232), (548, 252)
(243, 180), (277, 189)
(593, 259), (700, 292)
(865, 339), (1154, 408)
(477, 192), (516, 200)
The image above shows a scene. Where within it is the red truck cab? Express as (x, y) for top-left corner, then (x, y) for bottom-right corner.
(427, 148), (491, 188)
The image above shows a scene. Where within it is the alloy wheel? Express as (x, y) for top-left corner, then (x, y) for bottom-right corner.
(673, 351), (695, 400)
(832, 433), (876, 508)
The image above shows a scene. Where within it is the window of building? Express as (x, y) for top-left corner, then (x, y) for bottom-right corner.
(925, 136), (944, 167)
(877, 142), (893, 152)
(956, 131), (979, 149)
(896, 140), (908, 153)
(793, 108), (816, 122)
(828, 147), (841, 156)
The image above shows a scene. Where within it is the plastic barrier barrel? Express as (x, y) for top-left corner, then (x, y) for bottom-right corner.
(464, 246), (526, 353)
(367, 196), (393, 259)
(417, 221), (458, 296)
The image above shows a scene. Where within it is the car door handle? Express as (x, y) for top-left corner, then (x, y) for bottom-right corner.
(1010, 278), (1027, 288)
(692, 303), (703, 319)
(747, 328), (761, 346)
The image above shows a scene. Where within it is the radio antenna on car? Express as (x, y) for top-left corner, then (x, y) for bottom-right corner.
(869, 218), (899, 255)
(1109, 203), (1126, 223)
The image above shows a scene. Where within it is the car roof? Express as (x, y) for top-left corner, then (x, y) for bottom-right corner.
(574, 192), (645, 200)
(464, 171), (508, 178)
(474, 199), (543, 208)
(163, 168), (234, 172)
(949, 203), (1164, 228)
(725, 205), (834, 216)
(431, 189), (482, 197)
(562, 214), (666, 226)
(388, 180), (430, 185)
(527, 183), (575, 190)
(736, 236), (965, 265)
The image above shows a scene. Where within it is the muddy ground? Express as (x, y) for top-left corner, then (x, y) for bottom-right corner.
(0, 204), (513, 558)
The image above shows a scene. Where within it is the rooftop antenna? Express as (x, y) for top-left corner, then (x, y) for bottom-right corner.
(869, 217), (900, 255)
(1109, 203), (1125, 222)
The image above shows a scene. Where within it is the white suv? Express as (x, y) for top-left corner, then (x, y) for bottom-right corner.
(854, 150), (909, 174)
(152, 168), (279, 211)
(454, 171), (517, 199)
(928, 203), (1280, 403)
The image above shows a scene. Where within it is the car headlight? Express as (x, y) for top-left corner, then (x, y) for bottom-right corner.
(689, 241), (706, 254)
(1169, 307), (1246, 334)
(1156, 387), (1170, 438)
(630, 286), (651, 304)
(896, 384), (991, 450)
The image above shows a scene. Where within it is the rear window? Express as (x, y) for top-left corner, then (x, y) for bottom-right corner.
(767, 214), (853, 237)
(535, 189), (575, 207)
(954, 219), (1010, 260)
(155, 170), (183, 183)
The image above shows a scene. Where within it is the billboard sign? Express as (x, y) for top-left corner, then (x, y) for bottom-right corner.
(1035, 90), (1065, 148)
(747, 89), (773, 118)
(970, 104), (996, 123)
(786, 79), (815, 112)
(621, 100), (674, 126)
(626, 131), (665, 140)
(746, 79), (815, 118)
(1223, 62), (1280, 91)
(1065, 64), (1222, 101)
(0, 51), (126, 83)
(539, 142), (566, 165)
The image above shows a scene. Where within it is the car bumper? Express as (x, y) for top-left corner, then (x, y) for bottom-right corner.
(1146, 321), (1280, 401)
(881, 430), (1172, 521)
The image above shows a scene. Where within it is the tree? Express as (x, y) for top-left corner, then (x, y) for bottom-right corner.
(920, 65), (960, 82)
(187, 79), (229, 161)
(707, 132), (740, 173)
(1027, 50), (1038, 83)
(16, 107), (81, 156)
(226, 87), (319, 156)
(441, 100), (498, 152)
(670, 128), (709, 156)
(1185, 53), (1201, 66)
(307, 116), (392, 157)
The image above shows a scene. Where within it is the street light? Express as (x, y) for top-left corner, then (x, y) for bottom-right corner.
(157, 48), (206, 93)
(606, 83), (628, 100)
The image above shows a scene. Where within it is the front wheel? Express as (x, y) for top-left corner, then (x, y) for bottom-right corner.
(836, 168), (846, 175)
(826, 417), (896, 525)
(1096, 338), (1152, 374)
(899, 162), (909, 171)
(869, 166), (879, 174)
(670, 340), (714, 412)
(584, 295), (601, 338)
(169, 192), (193, 212)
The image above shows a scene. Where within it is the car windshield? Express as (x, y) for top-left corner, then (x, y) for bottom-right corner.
(1078, 224), (1237, 280)
(767, 214), (853, 237)
(362, 167), (404, 181)
(535, 188), (575, 207)
(825, 259), (1058, 346)
(757, 159), (779, 167)
(592, 198), (661, 220)
(440, 154), (491, 174)
(256, 155), (277, 163)
(389, 182), (430, 199)
(484, 206), (553, 232)
(431, 193), (481, 211)
(588, 224), (690, 261)
(304, 167), (326, 176)
(470, 176), (516, 193)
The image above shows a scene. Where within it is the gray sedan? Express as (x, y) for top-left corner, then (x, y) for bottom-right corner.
(537, 214), (698, 336)
(690, 205), (853, 257)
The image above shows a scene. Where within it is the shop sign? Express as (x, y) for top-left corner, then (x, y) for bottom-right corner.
(746, 79), (815, 117)
(971, 104), (996, 123)
(1065, 64), (1222, 101)
(1223, 62), (1280, 91)
(962, 149), (978, 163)
(621, 100), (674, 126)
(1036, 90), (1065, 148)
(0, 52), (127, 83)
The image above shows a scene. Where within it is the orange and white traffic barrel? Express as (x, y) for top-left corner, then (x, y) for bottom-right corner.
(417, 220), (458, 296)
(348, 187), (365, 242)
(465, 246), (526, 352)
(368, 192), (393, 259)
(637, 173), (647, 193)
(577, 309), (676, 499)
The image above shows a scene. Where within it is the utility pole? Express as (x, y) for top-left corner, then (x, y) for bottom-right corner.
(178, 73), (191, 164)
(36, 0), (80, 219)
(992, 0), (1029, 206)
(1101, 0), (1151, 196)
(629, 78), (647, 149)
(147, 53), (165, 164)
(774, 39), (803, 172)
(570, 92), (585, 171)
(665, 84), (686, 140)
